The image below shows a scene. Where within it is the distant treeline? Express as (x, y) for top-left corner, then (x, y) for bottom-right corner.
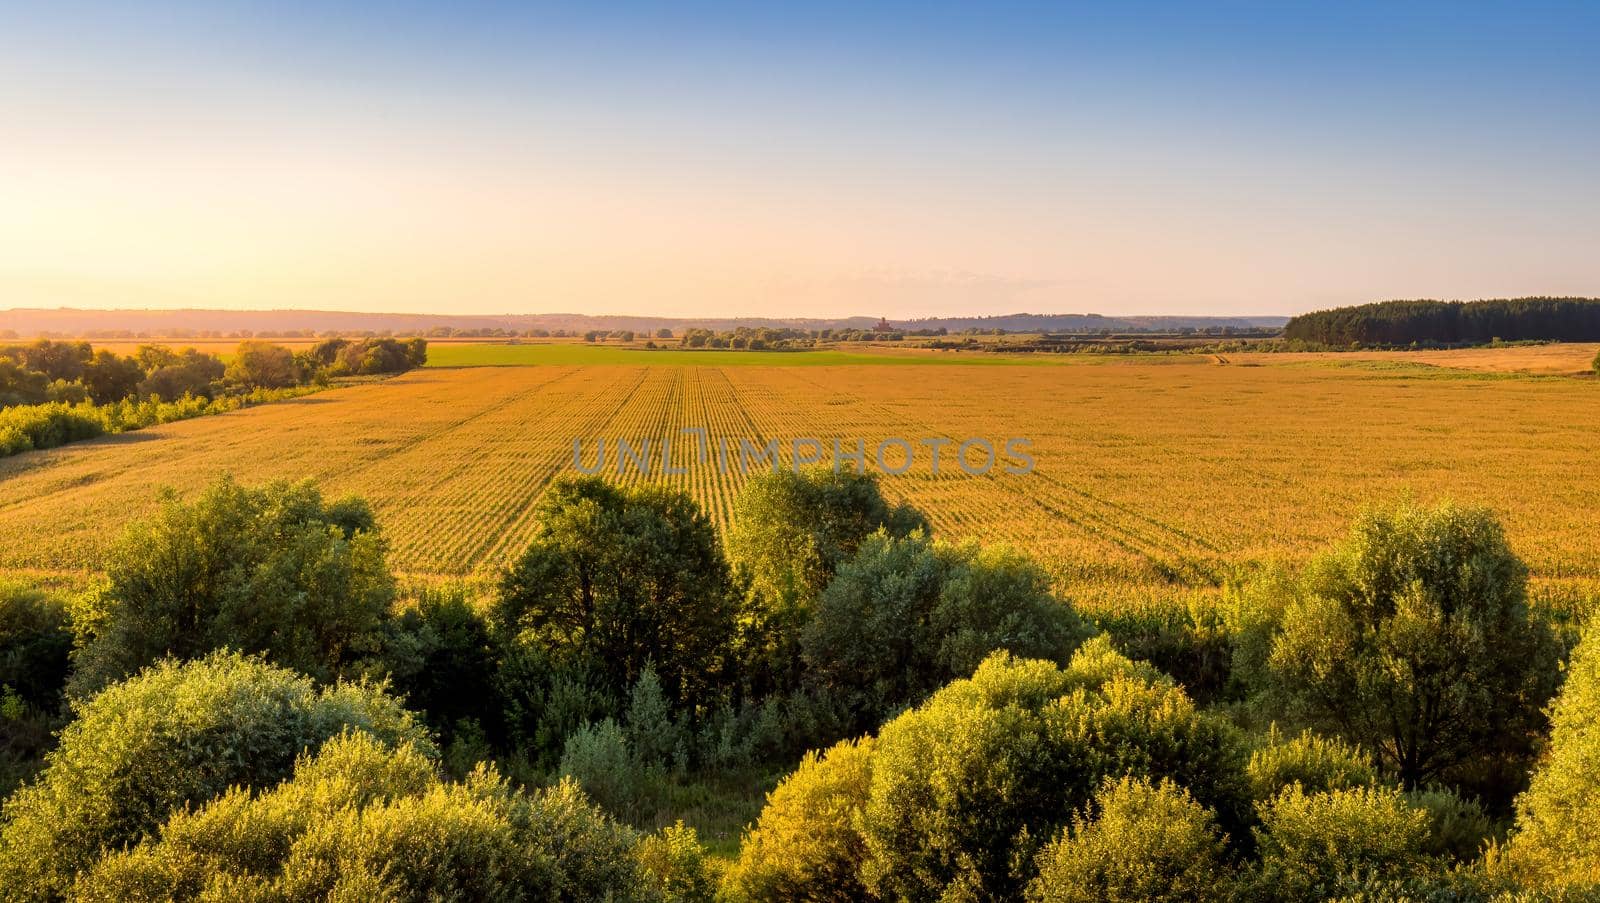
(1283, 297), (1600, 347)
(0, 337), (426, 457)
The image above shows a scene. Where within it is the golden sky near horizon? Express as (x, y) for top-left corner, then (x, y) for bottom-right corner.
(2, 4), (1596, 319)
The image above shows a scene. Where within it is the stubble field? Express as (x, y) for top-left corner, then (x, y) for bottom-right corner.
(1, 346), (1597, 617)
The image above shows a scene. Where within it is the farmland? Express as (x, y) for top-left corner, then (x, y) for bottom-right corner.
(1, 344), (1597, 618)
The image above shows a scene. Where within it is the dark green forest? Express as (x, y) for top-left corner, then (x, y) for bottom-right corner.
(1, 471), (1598, 900)
(1282, 297), (1600, 347)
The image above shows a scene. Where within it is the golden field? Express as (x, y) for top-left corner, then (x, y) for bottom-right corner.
(1, 349), (1597, 616)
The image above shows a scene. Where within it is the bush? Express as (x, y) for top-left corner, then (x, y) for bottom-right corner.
(494, 644), (617, 770)
(497, 477), (739, 705)
(722, 737), (878, 903)
(69, 477), (395, 694)
(558, 718), (662, 824)
(637, 822), (717, 903)
(1508, 614), (1600, 888)
(1266, 502), (1560, 798)
(1246, 728), (1379, 801)
(1026, 776), (1233, 903)
(0, 651), (430, 901)
(1251, 785), (1433, 900)
(1404, 786), (1493, 862)
(73, 731), (656, 902)
(802, 530), (1088, 731)
(0, 402), (104, 456)
(857, 645), (1248, 901)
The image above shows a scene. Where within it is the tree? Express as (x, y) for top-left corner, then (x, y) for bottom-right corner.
(0, 357), (49, 407)
(0, 651), (430, 901)
(857, 646), (1248, 901)
(1508, 615), (1600, 889)
(74, 731), (657, 902)
(79, 349), (143, 404)
(405, 336), (428, 367)
(722, 737), (879, 903)
(656, 328), (673, 339)
(1266, 502), (1559, 797)
(0, 582), (71, 712)
(1250, 785), (1433, 899)
(17, 340), (91, 382)
(1026, 776), (1233, 903)
(497, 477), (739, 703)
(728, 467), (927, 692)
(307, 336), (350, 367)
(69, 478), (395, 694)
(0, 582), (72, 796)
(332, 337), (422, 375)
(802, 530), (1088, 730)
(225, 340), (301, 389)
(138, 348), (224, 400)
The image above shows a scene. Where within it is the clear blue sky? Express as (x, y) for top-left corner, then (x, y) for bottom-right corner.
(2, 1), (1596, 317)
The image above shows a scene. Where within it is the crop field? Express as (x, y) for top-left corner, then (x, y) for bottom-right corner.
(1, 347), (1598, 616)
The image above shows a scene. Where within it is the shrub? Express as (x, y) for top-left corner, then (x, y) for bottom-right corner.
(858, 646), (1248, 901)
(69, 477), (395, 694)
(0, 651), (430, 901)
(1251, 785), (1433, 900)
(497, 476), (739, 705)
(558, 718), (662, 823)
(1267, 502), (1560, 797)
(722, 736), (878, 903)
(1508, 614), (1600, 888)
(1404, 786), (1493, 862)
(0, 402), (104, 456)
(494, 644), (617, 770)
(802, 530), (1088, 731)
(1246, 728), (1379, 801)
(73, 731), (655, 902)
(637, 822), (717, 903)
(1026, 776), (1233, 903)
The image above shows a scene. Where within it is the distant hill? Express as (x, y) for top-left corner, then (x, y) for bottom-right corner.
(0, 307), (1287, 338)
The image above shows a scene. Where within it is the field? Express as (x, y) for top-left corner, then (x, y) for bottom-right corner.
(1, 345), (1598, 617)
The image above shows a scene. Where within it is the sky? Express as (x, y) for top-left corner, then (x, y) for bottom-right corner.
(2, 1), (1597, 319)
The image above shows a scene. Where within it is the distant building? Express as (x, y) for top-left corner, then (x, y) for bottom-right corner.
(875, 317), (895, 332)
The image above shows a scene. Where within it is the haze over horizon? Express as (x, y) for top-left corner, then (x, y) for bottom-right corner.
(3, 1), (1597, 319)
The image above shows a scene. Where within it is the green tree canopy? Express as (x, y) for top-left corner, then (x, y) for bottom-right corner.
(497, 477), (739, 704)
(1266, 502), (1559, 797)
(728, 467), (927, 693)
(224, 340), (301, 389)
(860, 646), (1248, 901)
(0, 651), (430, 901)
(802, 530), (1089, 730)
(1509, 614), (1600, 890)
(1026, 776), (1233, 903)
(73, 731), (657, 902)
(69, 477), (395, 695)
